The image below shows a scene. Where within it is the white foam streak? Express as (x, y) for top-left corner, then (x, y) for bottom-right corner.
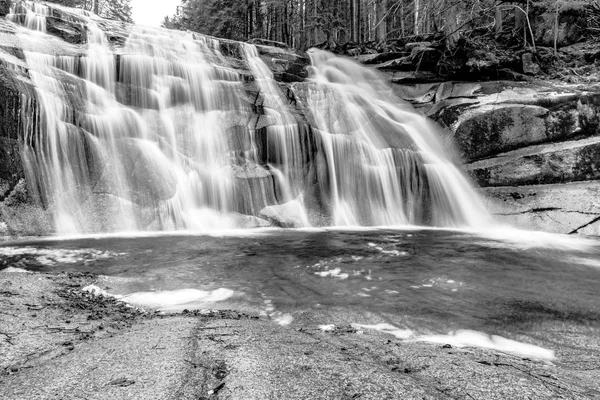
(82, 285), (234, 311)
(354, 323), (555, 360)
(472, 227), (599, 251)
(417, 330), (555, 361)
(123, 288), (234, 309)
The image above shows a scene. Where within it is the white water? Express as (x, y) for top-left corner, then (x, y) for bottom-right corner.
(8, 2), (491, 234)
(302, 50), (491, 228)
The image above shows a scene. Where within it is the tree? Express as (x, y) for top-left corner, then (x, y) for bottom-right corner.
(161, 0), (592, 52)
(51, 0), (133, 23)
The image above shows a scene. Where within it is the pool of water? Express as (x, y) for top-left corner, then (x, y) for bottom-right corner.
(2, 227), (599, 359)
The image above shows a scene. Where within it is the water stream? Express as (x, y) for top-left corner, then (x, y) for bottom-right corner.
(2, 228), (599, 360)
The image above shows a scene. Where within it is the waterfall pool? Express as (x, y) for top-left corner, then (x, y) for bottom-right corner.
(2, 227), (599, 360)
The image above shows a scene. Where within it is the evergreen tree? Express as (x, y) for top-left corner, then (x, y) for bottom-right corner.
(51, 0), (133, 23)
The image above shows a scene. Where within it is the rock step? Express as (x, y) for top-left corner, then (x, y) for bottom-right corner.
(480, 181), (600, 235)
(466, 135), (600, 187)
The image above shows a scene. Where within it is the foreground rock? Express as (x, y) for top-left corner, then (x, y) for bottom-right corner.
(2, 270), (600, 399)
(480, 181), (600, 235)
(391, 79), (600, 235)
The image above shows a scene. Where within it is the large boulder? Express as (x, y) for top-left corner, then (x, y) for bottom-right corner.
(481, 181), (600, 235)
(259, 196), (309, 228)
(467, 137), (600, 187)
(250, 42), (310, 83)
(423, 82), (600, 162)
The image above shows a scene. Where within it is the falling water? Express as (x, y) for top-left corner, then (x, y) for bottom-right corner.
(7, 1), (491, 234)
(298, 50), (491, 227)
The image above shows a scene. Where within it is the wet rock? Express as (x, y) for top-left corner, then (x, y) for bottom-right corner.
(248, 38), (288, 49)
(532, 5), (588, 48)
(522, 53), (540, 75)
(377, 56), (414, 71)
(219, 40), (244, 60)
(429, 82), (600, 162)
(259, 196), (309, 228)
(481, 181), (600, 235)
(252, 44), (310, 82)
(355, 52), (406, 65)
(410, 47), (441, 70)
(46, 17), (85, 44)
(454, 104), (549, 161)
(0, 0), (10, 17)
(467, 136), (600, 187)
(230, 213), (271, 228)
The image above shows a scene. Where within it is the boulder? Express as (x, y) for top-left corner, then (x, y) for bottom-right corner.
(259, 196), (309, 228)
(248, 38), (288, 49)
(427, 82), (600, 161)
(46, 16), (85, 44)
(522, 53), (540, 75)
(355, 52), (406, 65)
(480, 181), (600, 235)
(467, 136), (600, 187)
(377, 56), (416, 72)
(251, 43), (310, 83)
(532, 5), (587, 48)
(410, 47), (441, 70)
(231, 213), (271, 228)
(454, 104), (549, 161)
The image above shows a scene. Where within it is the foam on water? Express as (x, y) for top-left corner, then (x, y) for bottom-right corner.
(353, 323), (414, 339)
(0, 246), (124, 265)
(82, 284), (234, 311)
(416, 330), (555, 361)
(354, 323), (555, 360)
(472, 227), (599, 252)
(567, 256), (600, 269)
(122, 288), (234, 309)
(1, 267), (30, 273)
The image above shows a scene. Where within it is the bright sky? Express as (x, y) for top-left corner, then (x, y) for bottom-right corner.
(131, 0), (181, 27)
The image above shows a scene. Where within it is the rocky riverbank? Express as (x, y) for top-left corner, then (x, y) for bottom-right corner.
(1, 268), (599, 399)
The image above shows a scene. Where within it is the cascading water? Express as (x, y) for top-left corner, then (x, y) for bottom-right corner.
(298, 50), (491, 227)
(7, 1), (491, 234)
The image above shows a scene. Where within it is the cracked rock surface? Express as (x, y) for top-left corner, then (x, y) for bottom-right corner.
(2, 270), (600, 400)
(480, 181), (600, 235)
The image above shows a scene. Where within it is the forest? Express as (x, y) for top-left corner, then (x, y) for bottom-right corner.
(162, 0), (600, 52)
(48, 0), (133, 23)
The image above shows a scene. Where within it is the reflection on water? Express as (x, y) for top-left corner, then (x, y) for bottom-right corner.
(2, 228), (600, 359)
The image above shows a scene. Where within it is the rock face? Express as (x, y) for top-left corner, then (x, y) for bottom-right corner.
(397, 80), (600, 235)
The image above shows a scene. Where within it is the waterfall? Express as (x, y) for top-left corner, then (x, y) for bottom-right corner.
(7, 1), (491, 234)
(299, 50), (491, 227)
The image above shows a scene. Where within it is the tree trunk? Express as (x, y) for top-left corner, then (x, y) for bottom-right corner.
(554, 0), (559, 55)
(375, 0), (387, 42)
(446, 2), (459, 48)
(414, 0), (420, 36)
(494, 2), (502, 36)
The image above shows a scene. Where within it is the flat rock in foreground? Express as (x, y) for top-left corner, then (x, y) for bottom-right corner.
(1, 270), (600, 399)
